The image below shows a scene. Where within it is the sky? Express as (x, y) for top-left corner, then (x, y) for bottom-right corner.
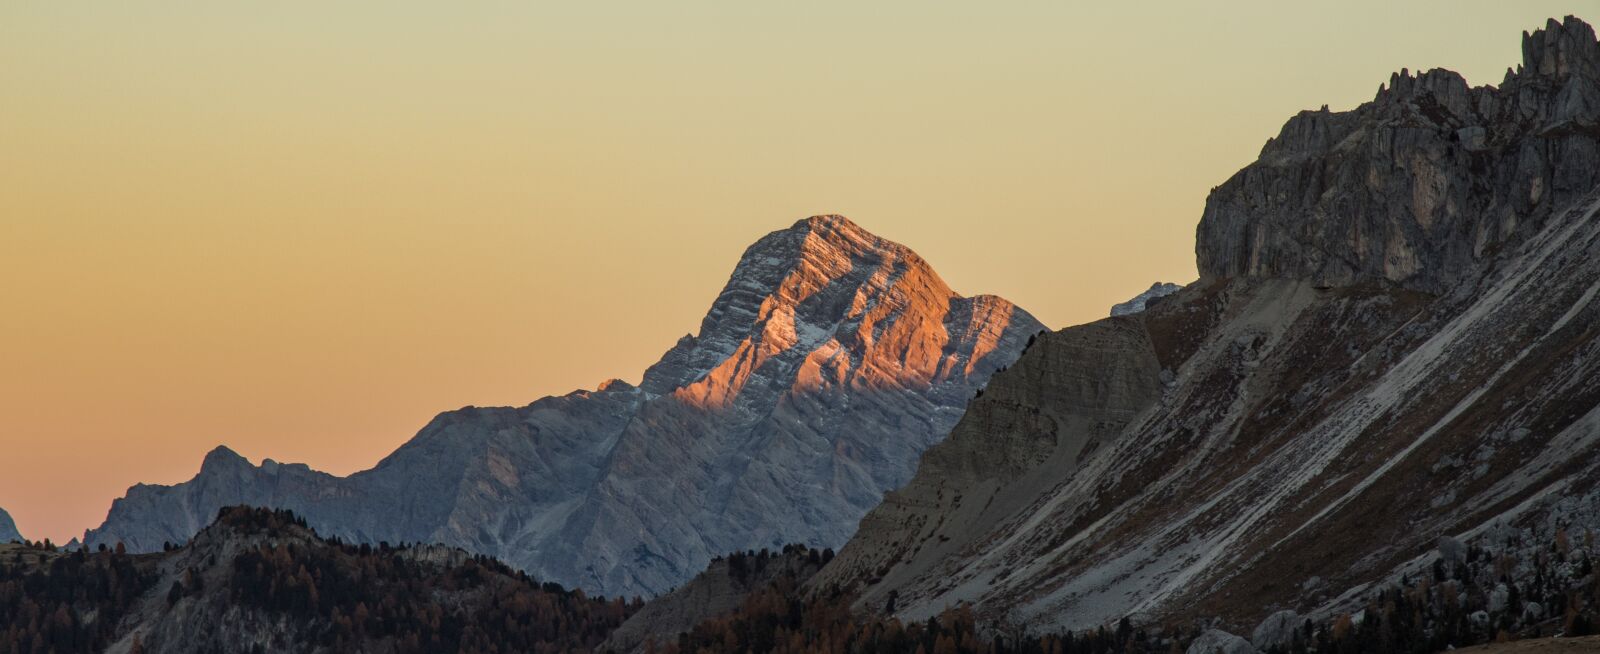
(1, 1), (1593, 544)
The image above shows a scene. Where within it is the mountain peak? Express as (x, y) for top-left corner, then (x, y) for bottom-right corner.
(792, 213), (863, 233)
(200, 445), (248, 470)
(783, 214), (900, 251)
(760, 214), (923, 273)
(639, 216), (968, 399)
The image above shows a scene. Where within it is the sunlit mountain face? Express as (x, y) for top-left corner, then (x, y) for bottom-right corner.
(83, 216), (1045, 598)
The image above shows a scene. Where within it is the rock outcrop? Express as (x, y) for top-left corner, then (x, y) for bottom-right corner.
(83, 215), (1046, 598)
(0, 507), (21, 543)
(813, 16), (1600, 638)
(1196, 15), (1600, 292)
(1249, 610), (1304, 651)
(1110, 282), (1184, 316)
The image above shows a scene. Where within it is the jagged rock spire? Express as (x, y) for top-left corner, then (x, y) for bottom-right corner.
(1522, 16), (1600, 81)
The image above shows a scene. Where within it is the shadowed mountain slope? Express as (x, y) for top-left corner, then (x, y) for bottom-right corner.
(813, 16), (1600, 642)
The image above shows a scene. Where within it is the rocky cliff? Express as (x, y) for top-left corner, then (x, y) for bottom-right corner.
(1197, 16), (1600, 292)
(83, 215), (1045, 598)
(814, 16), (1600, 640)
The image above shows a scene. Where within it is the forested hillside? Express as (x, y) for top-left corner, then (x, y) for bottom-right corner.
(1, 507), (639, 654)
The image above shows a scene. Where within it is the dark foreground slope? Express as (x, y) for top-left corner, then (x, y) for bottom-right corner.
(1462, 636), (1600, 653)
(600, 546), (830, 653)
(0, 507), (635, 654)
(606, 545), (1172, 654)
(5, 513), (1596, 654)
(811, 14), (1600, 649)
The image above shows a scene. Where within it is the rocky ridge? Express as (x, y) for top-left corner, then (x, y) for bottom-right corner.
(83, 215), (1046, 599)
(812, 15), (1600, 643)
(1197, 16), (1600, 292)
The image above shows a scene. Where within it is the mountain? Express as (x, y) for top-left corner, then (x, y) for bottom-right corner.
(614, 552), (1154, 654)
(811, 15), (1600, 643)
(0, 508), (20, 543)
(83, 215), (1046, 598)
(1110, 282), (1183, 317)
(0, 506), (635, 654)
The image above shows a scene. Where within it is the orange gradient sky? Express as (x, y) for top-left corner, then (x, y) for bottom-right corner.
(1, 1), (1590, 543)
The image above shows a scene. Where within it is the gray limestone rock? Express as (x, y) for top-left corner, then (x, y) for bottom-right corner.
(1250, 610), (1303, 650)
(82, 215), (1046, 599)
(1187, 629), (1258, 654)
(1196, 16), (1600, 293)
